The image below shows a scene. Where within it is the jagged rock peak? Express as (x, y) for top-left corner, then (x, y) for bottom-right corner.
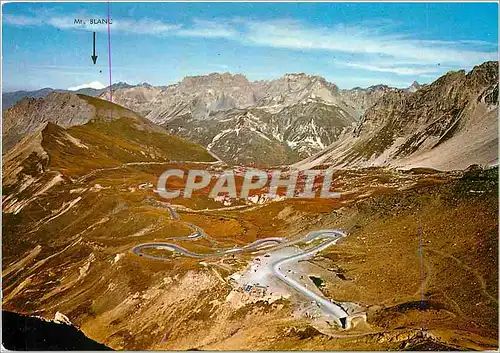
(179, 72), (251, 87)
(407, 81), (421, 92)
(466, 60), (499, 86)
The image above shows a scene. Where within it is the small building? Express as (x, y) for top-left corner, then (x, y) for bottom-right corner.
(250, 285), (267, 297)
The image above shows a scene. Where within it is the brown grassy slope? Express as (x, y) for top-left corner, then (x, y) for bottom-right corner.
(2, 164), (497, 350)
(2, 93), (216, 208)
(42, 117), (215, 177)
(315, 167), (498, 344)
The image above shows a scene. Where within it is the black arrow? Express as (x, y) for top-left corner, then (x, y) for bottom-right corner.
(91, 32), (98, 65)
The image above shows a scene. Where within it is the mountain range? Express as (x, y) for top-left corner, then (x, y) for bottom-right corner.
(3, 93), (215, 216)
(3, 62), (497, 170)
(99, 73), (403, 165)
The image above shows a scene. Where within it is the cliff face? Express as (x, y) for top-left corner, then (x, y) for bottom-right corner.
(294, 61), (498, 171)
(2, 64), (498, 352)
(338, 84), (397, 119)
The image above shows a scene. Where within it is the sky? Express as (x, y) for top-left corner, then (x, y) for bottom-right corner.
(2, 2), (498, 92)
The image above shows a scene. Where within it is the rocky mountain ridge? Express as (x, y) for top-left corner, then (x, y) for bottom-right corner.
(293, 61), (498, 171)
(2, 82), (138, 111)
(5, 63), (495, 170)
(2, 92), (141, 152)
(103, 72), (389, 122)
(3, 73), (403, 166)
(2, 64), (498, 352)
(2, 93), (215, 217)
(102, 72), (394, 165)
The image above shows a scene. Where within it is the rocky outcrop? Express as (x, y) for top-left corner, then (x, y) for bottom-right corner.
(7, 62), (495, 169)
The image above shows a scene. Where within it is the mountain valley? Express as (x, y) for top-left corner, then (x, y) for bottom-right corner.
(2, 62), (498, 351)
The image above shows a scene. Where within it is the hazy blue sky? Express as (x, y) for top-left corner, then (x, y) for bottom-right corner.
(2, 2), (498, 91)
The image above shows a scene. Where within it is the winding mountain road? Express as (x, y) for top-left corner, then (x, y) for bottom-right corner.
(132, 237), (284, 260)
(131, 204), (350, 328)
(272, 230), (349, 328)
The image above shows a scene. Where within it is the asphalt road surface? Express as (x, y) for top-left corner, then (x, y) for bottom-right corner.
(131, 204), (350, 328)
(271, 229), (349, 328)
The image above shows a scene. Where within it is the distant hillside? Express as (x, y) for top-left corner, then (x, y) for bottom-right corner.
(6, 63), (495, 170)
(3, 75), (404, 166)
